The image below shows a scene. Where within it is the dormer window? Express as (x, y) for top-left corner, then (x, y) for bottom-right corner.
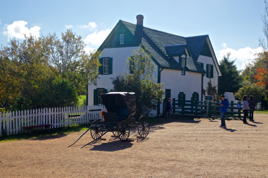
(120, 34), (124, 44)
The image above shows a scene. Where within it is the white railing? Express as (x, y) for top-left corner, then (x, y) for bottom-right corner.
(0, 105), (106, 136)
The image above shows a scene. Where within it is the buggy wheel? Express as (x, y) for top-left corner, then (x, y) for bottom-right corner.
(118, 120), (130, 142)
(90, 127), (104, 140)
(137, 115), (150, 138)
(112, 130), (120, 137)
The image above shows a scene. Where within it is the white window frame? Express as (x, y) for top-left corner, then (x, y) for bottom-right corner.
(103, 58), (109, 74)
(120, 34), (124, 44)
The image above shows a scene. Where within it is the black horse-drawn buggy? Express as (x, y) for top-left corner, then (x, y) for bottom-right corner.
(68, 92), (150, 148)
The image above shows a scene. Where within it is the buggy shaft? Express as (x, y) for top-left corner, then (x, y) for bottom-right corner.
(80, 128), (112, 149)
(67, 126), (92, 148)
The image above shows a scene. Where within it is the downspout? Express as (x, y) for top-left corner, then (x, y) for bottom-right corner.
(157, 67), (163, 116)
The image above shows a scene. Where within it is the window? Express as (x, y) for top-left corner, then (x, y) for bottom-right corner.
(165, 89), (171, 99)
(206, 64), (214, 78)
(94, 88), (108, 105)
(120, 34), (124, 44)
(99, 57), (113, 75)
(103, 58), (109, 74)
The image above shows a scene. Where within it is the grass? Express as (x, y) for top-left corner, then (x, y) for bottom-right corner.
(0, 124), (91, 143)
(78, 95), (86, 106)
(0, 117), (164, 143)
(255, 110), (268, 115)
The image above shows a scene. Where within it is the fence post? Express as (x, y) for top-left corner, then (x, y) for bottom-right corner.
(182, 98), (185, 116)
(208, 101), (211, 118)
(172, 98), (175, 113)
(195, 101), (198, 116)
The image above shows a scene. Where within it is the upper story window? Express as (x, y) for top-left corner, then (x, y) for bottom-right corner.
(206, 64), (214, 78)
(99, 57), (113, 75)
(120, 34), (124, 44)
(103, 58), (109, 74)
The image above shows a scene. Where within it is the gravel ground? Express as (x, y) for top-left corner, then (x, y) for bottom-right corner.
(0, 114), (267, 178)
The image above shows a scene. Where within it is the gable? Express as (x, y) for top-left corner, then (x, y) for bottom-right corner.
(99, 21), (140, 50)
(98, 20), (219, 75)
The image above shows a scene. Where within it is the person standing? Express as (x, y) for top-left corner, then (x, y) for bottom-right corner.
(165, 98), (172, 119)
(242, 95), (250, 124)
(220, 94), (229, 128)
(248, 95), (255, 122)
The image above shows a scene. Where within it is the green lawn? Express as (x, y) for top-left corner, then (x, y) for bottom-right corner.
(78, 95), (86, 106)
(255, 110), (268, 115)
(0, 124), (91, 143)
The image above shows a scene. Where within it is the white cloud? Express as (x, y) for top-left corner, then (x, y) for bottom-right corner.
(4, 20), (41, 39)
(65, 25), (74, 29)
(84, 29), (111, 52)
(79, 22), (97, 30)
(217, 43), (263, 70)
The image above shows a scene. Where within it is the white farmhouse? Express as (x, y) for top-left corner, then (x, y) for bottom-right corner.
(88, 15), (221, 116)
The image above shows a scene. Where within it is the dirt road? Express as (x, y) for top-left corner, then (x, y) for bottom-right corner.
(0, 114), (267, 177)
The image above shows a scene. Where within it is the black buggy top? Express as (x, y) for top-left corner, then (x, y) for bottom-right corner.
(101, 92), (136, 121)
(68, 92), (150, 148)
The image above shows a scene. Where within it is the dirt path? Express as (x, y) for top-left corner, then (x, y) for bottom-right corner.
(0, 114), (268, 177)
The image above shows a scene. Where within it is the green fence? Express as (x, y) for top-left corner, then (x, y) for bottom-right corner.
(172, 98), (207, 117)
(172, 99), (242, 119)
(208, 101), (242, 118)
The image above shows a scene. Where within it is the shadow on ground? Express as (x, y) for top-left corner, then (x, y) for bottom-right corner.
(89, 140), (134, 152)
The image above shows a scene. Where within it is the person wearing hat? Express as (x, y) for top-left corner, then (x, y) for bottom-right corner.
(219, 94), (229, 128)
(165, 98), (172, 119)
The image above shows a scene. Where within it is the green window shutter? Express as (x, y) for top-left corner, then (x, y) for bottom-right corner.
(94, 89), (98, 105)
(210, 65), (214, 78)
(99, 58), (103, 75)
(103, 88), (108, 94)
(199, 62), (204, 69)
(165, 89), (171, 99)
(109, 58), (113, 74)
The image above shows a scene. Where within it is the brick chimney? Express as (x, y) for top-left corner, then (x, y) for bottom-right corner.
(136, 14), (144, 26)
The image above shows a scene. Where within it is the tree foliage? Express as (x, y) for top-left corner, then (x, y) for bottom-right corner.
(203, 80), (218, 101)
(218, 53), (243, 95)
(0, 30), (101, 110)
(234, 84), (266, 104)
(112, 46), (164, 117)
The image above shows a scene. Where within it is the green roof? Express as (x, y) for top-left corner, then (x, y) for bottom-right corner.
(100, 20), (219, 74)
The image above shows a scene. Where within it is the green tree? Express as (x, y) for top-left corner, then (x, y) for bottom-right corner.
(112, 46), (164, 117)
(234, 84), (266, 104)
(204, 80), (218, 101)
(218, 53), (243, 95)
(0, 30), (101, 110)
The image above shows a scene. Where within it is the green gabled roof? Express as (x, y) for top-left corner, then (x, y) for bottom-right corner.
(100, 20), (215, 74)
(186, 35), (208, 60)
(186, 57), (206, 73)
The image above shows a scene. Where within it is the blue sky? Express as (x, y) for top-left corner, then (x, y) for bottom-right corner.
(0, 0), (265, 70)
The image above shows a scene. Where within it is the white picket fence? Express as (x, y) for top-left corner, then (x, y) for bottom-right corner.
(0, 105), (106, 136)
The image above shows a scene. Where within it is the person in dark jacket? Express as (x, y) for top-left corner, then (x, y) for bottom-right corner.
(165, 98), (172, 119)
(220, 94), (229, 128)
(248, 95), (255, 122)
(242, 95), (250, 124)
